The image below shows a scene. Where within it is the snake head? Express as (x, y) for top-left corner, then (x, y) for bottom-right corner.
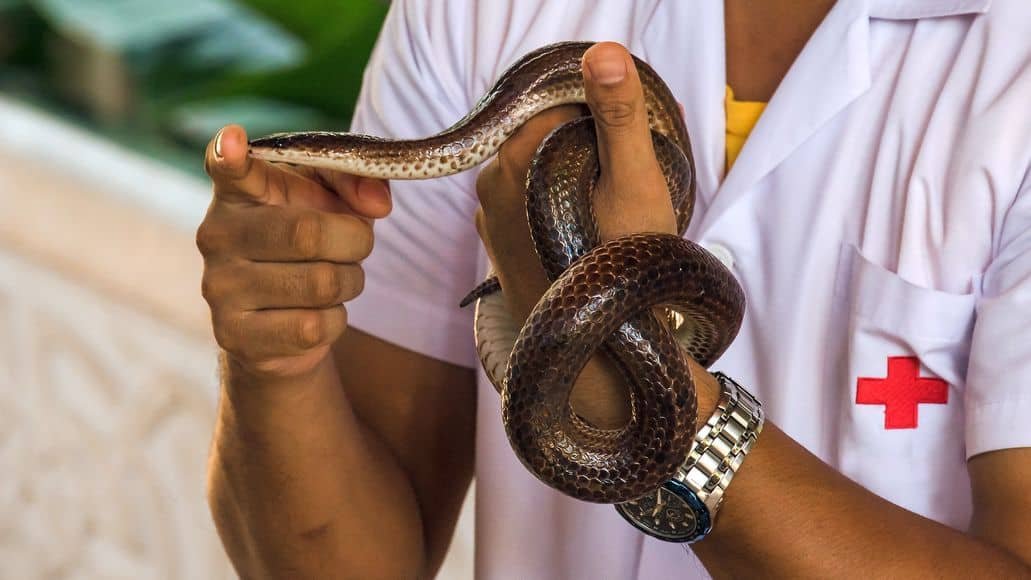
(248, 131), (380, 174)
(249, 132), (331, 162)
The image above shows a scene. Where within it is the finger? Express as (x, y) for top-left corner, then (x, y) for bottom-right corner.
(213, 306), (347, 360)
(205, 125), (278, 205)
(205, 261), (365, 310)
(230, 205), (374, 263)
(581, 42), (666, 197)
(486, 105), (585, 209)
(206, 126), (354, 211)
(286, 165), (393, 219)
(474, 206), (491, 241)
(473, 207), (493, 255)
(327, 172), (393, 220)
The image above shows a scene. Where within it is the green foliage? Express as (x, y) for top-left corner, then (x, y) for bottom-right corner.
(192, 0), (389, 126)
(0, 4), (46, 70)
(0, 0), (388, 167)
(243, 0), (387, 50)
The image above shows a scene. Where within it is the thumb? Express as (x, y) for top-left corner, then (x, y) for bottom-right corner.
(581, 42), (673, 238)
(582, 42), (659, 180)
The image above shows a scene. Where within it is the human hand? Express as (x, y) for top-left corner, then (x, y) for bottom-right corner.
(197, 125), (392, 379)
(474, 41), (677, 324)
(474, 42), (718, 427)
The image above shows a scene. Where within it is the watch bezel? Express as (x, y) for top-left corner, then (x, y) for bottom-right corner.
(614, 479), (713, 543)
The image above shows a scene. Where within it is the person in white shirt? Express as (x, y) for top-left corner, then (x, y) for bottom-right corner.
(197, 0), (1031, 577)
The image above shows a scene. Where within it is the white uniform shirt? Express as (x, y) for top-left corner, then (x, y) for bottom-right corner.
(346, 0), (1031, 578)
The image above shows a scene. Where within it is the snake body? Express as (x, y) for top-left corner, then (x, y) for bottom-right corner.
(250, 41), (745, 503)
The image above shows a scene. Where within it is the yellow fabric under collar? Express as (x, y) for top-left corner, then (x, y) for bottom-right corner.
(725, 85), (767, 171)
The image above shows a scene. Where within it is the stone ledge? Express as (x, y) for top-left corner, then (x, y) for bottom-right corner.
(0, 96), (212, 338)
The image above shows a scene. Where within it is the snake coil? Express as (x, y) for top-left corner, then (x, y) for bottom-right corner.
(250, 42), (744, 503)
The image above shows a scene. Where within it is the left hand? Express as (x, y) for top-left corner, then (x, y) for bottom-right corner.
(475, 41), (677, 322)
(474, 41), (717, 428)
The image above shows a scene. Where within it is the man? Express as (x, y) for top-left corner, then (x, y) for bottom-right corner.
(198, 0), (1031, 577)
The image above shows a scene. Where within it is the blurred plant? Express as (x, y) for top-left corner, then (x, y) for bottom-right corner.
(0, 0), (388, 166)
(0, 0), (46, 74)
(156, 0), (390, 141)
(224, 0), (389, 120)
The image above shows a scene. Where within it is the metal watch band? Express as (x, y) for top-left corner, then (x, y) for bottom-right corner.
(674, 372), (764, 515)
(615, 372), (764, 542)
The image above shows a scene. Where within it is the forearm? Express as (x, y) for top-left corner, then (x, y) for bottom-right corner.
(572, 351), (1030, 578)
(693, 420), (1031, 579)
(207, 353), (425, 579)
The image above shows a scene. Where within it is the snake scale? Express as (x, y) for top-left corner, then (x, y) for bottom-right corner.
(249, 41), (745, 503)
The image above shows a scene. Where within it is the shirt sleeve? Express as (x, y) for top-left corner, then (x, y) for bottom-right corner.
(965, 168), (1031, 458)
(344, 0), (482, 368)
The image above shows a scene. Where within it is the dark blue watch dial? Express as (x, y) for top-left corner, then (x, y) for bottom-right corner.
(615, 479), (712, 543)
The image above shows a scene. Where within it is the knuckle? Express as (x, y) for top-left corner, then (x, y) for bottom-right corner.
(200, 262), (243, 306)
(474, 208), (487, 240)
(264, 166), (287, 202)
(308, 263), (341, 304)
(202, 262), (246, 307)
(291, 211), (324, 259)
(211, 311), (242, 352)
(595, 100), (637, 129)
(338, 306), (350, 334)
(295, 313), (324, 349)
(494, 145), (526, 189)
(351, 220), (375, 259)
(195, 222), (224, 256)
(200, 270), (223, 304)
(475, 163), (500, 205)
(340, 266), (365, 301)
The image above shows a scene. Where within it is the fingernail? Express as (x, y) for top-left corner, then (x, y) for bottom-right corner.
(586, 48), (627, 86)
(214, 128), (225, 160)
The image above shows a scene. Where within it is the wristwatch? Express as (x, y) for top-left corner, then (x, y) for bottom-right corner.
(615, 372), (764, 542)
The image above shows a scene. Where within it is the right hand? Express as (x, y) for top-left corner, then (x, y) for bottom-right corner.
(197, 125), (392, 379)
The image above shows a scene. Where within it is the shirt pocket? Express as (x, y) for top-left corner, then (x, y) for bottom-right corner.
(832, 243), (976, 525)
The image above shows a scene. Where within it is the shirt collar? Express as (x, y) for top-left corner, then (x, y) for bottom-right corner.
(868, 0), (992, 20)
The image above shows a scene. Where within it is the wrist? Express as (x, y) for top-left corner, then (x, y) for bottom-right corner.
(221, 350), (337, 410)
(566, 354), (723, 434)
(616, 372), (765, 543)
(569, 356), (634, 429)
(223, 343), (332, 382)
(691, 363), (723, 432)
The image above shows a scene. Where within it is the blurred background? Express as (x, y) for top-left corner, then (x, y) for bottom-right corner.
(0, 1), (474, 577)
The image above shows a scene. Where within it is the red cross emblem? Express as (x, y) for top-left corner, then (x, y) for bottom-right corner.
(856, 356), (948, 429)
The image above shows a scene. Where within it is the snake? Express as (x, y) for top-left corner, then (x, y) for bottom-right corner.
(249, 41), (745, 504)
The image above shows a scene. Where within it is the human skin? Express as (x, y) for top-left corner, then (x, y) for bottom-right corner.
(202, 116), (487, 577)
(201, 2), (1031, 577)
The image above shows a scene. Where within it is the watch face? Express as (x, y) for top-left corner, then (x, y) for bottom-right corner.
(615, 480), (711, 543)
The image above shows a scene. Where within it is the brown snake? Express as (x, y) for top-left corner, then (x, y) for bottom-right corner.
(249, 41), (745, 503)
